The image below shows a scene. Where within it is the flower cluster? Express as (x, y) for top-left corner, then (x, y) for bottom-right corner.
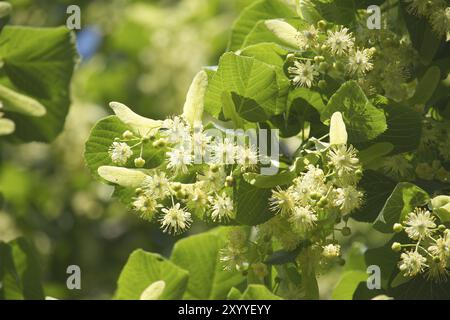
(266, 20), (376, 89)
(217, 112), (363, 276)
(265, 143), (363, 253)
(405, 0), (450, 38)
(378, 118), (450, 183)
(392, 206), (450, 282)
(106, 110), (263, 235)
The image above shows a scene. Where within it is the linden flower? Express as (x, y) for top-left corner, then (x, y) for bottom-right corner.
(141, 172), (170, 199)
(428, 230), (450, 261)
(269, 186), (296, 215)
(296, 165), (327, 196)
(326, 27), (354, 55)
(334, 186), (363, 215)
(197, 165), (226, 191)
(186, 185), (209, 211)
(399, 251), (427, 277)
(426, 259), (449, 283)
(211, 138), (236, 165)
(288, 60), (319, 88)
(235, 144), (259, 170)
(322, 244), (341, 258)
(289, 206), (317, 233)
(297, 25), (319, 49)
(160, 203), (192, 234)
(162, 116), (191, 144)
(347, 48), (373, 76)
(382, 154), (413, 179)
(132, 195), (159, 221)
(166, 144), (192, 174)
(209, 192), (234, 222)
(430, 7), (450, 36)
(220, 246), (248, 271)
(404, 208), (436, 240)
(228, 228), (248, 247)
(327, 144), (360, 176)
(108, 142), (133, 165)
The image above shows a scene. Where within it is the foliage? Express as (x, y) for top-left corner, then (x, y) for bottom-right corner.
(1, 0), (450, 300)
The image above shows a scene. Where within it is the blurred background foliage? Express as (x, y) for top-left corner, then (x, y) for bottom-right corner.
(0, 0), (388, 299)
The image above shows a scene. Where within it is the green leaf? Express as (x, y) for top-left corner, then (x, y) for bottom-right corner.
(322, 81), (387, 143)
(364, 236), (402, 288)
(240, 42), (287, 67)
(352, 170), (397, 223)
(298, 0), (358, 25)
(230, 92), (269, 122)
(204, 53), (284, 120)
(114, 249), (188, 300)
(170, 229), (245, 300)
(287, 87), (327, 115)
(239, 284), (282, 300)
(408, 66), (441, 107)
(332, 270), (367, 300)
(273, 87), (327, 137)
(84, 116), (165, 179)
(297, 0), (323, 24)
(228, 0), (295, 51)
(358, 142), (394, 169)
(0, 117), (14, 136)
(387, 275), (450, 299)
(221, 91), (246, 127)
(227, 287), (243, 300)
(0, 238), (45, 300)
(373, 101), (423, 154)
(373, 183), (430, 233)
(235, 178), (272, 225)
(419, 25), (442, 65)
(0, 26), (78, 142)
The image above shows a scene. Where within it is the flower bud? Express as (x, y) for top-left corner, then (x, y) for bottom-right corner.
(317, 20), (327, 30)
(172, 182), (182, 191)
(310, 192), (321, 201)
(314, 56), (325, 63)
(176, 190), (188, 200)
(225, 175), (234, 187)
(152, 139), (166, 148)
(341, 226), (351, 236)
(318, 80), (327, 90)
(122, 130), (134, 139)
(134, 157), (146, 168)
(333, 61), (345, 72)
(391, 242), (402, 252)
(318, 62), (330, 73)
(393, 223), (403, 233)
(286, 53), (295, 61)
(317, 197), (328, 208)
